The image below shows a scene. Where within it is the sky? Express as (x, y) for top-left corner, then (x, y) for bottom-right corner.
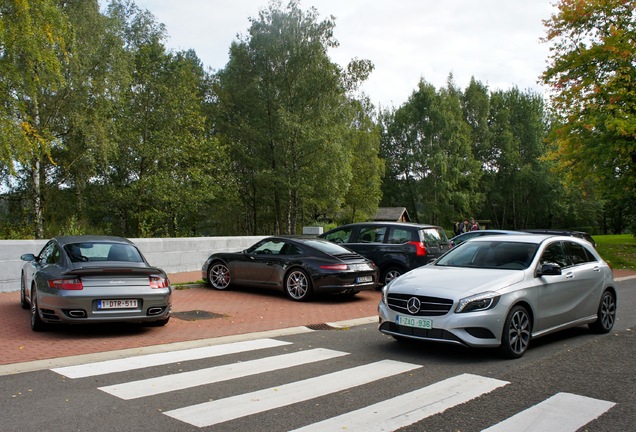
(127, 0), (557, 108)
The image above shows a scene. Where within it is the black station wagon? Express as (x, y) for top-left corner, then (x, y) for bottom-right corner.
(319, 222), (450, 285)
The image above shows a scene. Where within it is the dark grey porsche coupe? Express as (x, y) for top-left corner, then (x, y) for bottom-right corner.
(20, 235), (172, 331)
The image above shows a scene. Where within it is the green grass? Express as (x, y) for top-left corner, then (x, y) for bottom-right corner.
(594, 234), (636, 270)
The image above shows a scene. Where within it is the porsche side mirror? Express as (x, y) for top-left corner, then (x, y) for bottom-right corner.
(20, 253), (36, 262)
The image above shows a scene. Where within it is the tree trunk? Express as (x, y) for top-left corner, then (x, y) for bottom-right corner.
(32, 155), (44, 239)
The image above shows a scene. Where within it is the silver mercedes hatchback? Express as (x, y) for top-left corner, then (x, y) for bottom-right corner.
(378, 234), (616, 358)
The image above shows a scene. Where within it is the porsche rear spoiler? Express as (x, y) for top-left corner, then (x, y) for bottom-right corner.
(63, 266), (167, 278)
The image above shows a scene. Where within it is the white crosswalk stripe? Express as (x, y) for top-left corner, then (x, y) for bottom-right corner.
(290, 373), (509, 432)
(163, 359), (422, 427)
(482, 392), (616, 432)
(98, 348), (348, 399)
(53, 338), (617, 431)
(51, 338), (290, 378)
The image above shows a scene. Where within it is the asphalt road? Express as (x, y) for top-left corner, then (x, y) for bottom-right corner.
(2, 278), (635, 432)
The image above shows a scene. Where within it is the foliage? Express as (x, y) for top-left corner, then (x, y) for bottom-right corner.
(100, 6), (224, 237)
(478, 88), (555, 229)
(0, 1), (230, 238)
(0, 0), (631, 239)
(41, 0), (133, 238)
(378, 78), (582, 230)
(380, 77), (480, 226)
(214, 0), (379, 234)
(0, 0), (73, 237)
(542, 0), (636, 234)
(339, 98), (385, 223)
(595, 234), (636, 270)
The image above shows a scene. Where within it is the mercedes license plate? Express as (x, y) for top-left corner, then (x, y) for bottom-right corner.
(397, 315), (432, 329)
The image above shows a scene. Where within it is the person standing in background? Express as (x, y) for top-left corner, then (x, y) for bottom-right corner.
(459, 219), (470, 233)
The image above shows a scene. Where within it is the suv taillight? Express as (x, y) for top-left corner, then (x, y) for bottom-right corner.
(408, 241), (427, 256)
(150, 275), (169, 289)
(48, 278), (83, 290)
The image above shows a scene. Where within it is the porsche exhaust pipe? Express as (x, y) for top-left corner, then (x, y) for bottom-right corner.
(68, 310), (86, 318)
(147, 307), (164, 316)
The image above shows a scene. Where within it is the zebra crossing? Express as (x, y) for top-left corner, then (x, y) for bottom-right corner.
(51, 338), (616, 431)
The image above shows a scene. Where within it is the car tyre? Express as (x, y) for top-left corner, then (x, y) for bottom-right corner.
(589, 290), (616, 333)
(382, 266), (403, 285)
(284, 269), (313, 301)
(30, 287), (46, 332)
(208, 262), (231, 290)
(499, 305), (531, 359)
(20, 273), (29, 310)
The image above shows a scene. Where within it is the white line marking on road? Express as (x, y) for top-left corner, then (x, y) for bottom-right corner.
(290, 373), (509, 432)
(51, 338), (291, 378)
(99, 348), (349, 399)
(163, 359), (422, 428)
(482, 392), (616, 432)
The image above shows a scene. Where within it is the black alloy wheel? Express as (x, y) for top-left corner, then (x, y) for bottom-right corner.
(589, 290), (616, 333)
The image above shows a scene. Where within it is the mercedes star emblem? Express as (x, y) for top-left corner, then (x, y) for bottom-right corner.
(407, 297), (421, 314)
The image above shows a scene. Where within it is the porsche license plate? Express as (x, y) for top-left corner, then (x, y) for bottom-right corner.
(356, 276), (373, 283)
(97, 299), (138, 309)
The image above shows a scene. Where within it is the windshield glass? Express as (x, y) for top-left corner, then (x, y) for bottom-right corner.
(436, 240), (538, 270)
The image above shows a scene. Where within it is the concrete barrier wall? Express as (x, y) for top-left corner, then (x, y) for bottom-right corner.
(0, 236), (265, 293)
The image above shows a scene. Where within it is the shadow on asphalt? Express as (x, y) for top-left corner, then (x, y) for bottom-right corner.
(11, 307), (158, 338)
(371, 325), (600, 364)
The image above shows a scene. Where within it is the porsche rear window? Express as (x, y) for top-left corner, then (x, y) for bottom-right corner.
(64, 243), (144, 263)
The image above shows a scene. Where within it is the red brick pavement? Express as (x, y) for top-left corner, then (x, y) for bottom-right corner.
(1, 269), (634, 367)
(0, 276), (380, 366)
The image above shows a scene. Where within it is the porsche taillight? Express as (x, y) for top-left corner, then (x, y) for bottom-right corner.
(48, 278), (83, 290)
(149, 275), (169, 289)
(319, 264), (349, 270)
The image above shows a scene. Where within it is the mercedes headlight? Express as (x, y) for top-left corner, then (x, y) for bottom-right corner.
(455, 292), (500, 313)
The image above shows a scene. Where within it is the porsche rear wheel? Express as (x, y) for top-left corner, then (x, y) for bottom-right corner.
(30, 287), (46, 332)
